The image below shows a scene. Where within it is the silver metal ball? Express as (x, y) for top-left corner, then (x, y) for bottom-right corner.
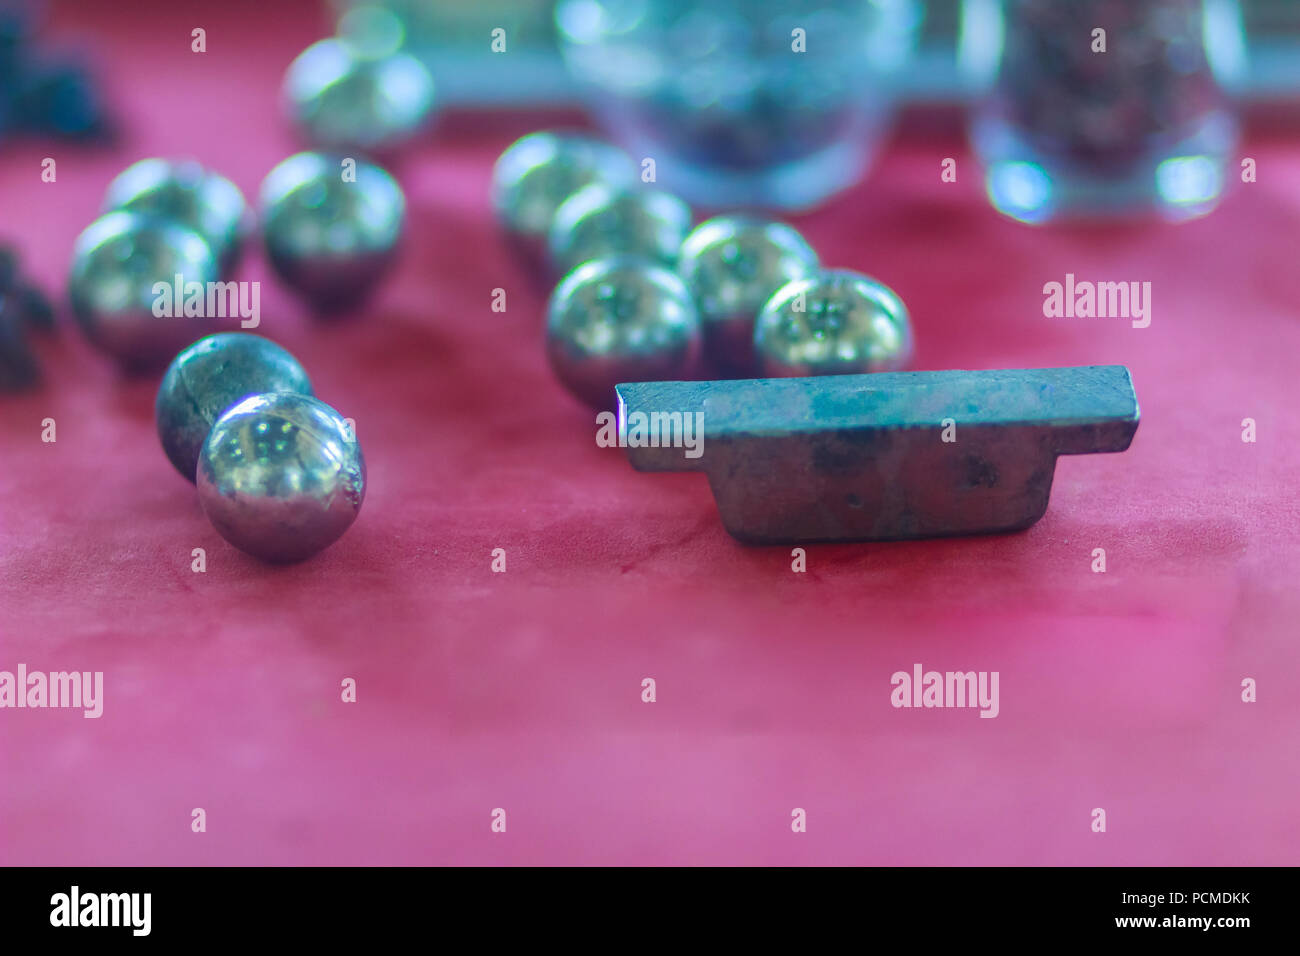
(678, 215), (820, 372)
(548, 183), (692, 276)
(284, 37), (436, 152)
(197, 392), (365, 563)
(260, 152), (405, 313)
(102, 158), (251, 275)
(156, 333), (313, 483)
(68, 211), (222, 369)
(491, 131), (637, 261)
(753, 269), (913, 377)
(545, 256), (701, 409)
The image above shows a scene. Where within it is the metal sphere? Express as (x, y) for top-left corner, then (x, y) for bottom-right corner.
(68, 211), (222, 369)
(283, 37), (436, 152)
(197, 392), (366, 563)
(491, 131), (636, 261)
(545, 256), (701, 409)
(753, 269), (912, 377)
(259, 151), (405, 313)
(102, 158), (251, 275)
(548, 183), (692, 276)
(156, 333), (313, 483)
(678, 215), (819, 372)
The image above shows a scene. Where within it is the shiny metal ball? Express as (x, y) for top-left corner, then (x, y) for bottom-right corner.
(260, 152), (405, 313)
(548, 183), (691, 276)
(678, 216), (820, 372)
(753, 269), (912, 377)
(102, 158), (251, 275)
(68, 211), (222, 369)
(197, 392), (365, 563)
(156, 333), (313, 483)
(491, 131), (636, 261)
(545, 256), (701, 409)
(284, 37), (436, 153)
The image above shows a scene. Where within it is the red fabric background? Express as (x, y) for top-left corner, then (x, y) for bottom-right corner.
(1, 0), (1297, 865)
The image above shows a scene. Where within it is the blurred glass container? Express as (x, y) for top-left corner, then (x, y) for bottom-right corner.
(330, 0), (576, 105)
(961, 0), (1245, 224)
(556, 0), (922, 210)
(1236, 0), (1300, 102)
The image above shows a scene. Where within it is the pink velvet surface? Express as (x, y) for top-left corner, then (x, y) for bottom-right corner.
(1, 0), (1298, 866)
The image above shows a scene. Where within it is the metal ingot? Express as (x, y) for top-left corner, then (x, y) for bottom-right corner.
(615, 365), (1139, 544)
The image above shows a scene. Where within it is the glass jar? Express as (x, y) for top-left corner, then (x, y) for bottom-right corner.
(556, 0), (922, 210)
(961, 0), (1246, 223)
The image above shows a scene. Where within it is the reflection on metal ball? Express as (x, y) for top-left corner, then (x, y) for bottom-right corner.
(548, 183), (691, 276)
(68, 211), (222, 369)
(197, 392), (365, 563)
(753, 269), (912, 377)
(102, 158), (251, 275)
(156, 332), (313, 482)
(678, 215), (819, 372)
(259, 151), (405, 314)
(545, 256), (701, 409)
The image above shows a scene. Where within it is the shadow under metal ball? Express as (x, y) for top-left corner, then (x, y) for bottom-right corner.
(68, 211), (222, 370)
(754, 269), (913, 377)
(678, 215), (820, 374)
(545, 256), (701, 409)
(156, 333), (314, 483)
(283, 36), (435, 153)
(102, 158), (252, 275)
(260, 151), (405, 314)
(492, 131), (637, 265)
(197, 392), (365, 563)
(548, 183), (692, 277)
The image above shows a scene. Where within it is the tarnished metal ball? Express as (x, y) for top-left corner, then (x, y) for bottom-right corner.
(197, 392), (365, 563)
(678, 216), (819, 372)
(260, 151), (405, 313)
(156, 333), (313, 483)
(753, 269), (913, 377)
(545, 256), (701, 409)
(68, 211), (222, 369)
(102, 158), (251, 275)
(284, 37), (435, 153)
(548, 183), (691, 276)
(492, 131), (637, 261)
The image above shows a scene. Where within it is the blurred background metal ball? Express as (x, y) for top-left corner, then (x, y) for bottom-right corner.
(197, 392), (365, 563)
(156, 333), (313, 483)
(678, 215), (819, 373)
(283, 31), (435, 153)
(545, 256), (701, 409)
(548, 183), (691, 276)
(491, 131), (637, 262)
(753, 269), (913, 377)
(102, 158), (251, 275)
(259, 151), (405, 313)
(68, 211), (222, 369)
